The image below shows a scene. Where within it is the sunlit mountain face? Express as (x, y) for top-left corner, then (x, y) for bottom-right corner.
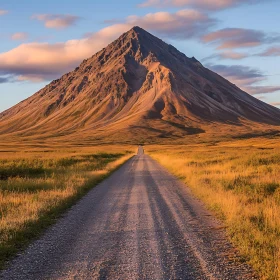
(1, 27), (280, 144)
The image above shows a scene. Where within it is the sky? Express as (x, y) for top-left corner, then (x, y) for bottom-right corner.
(1, 0), (280, 112)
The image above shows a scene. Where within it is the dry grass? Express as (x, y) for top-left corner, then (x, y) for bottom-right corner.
(147, 138), (280, 280)
(0, 146), (134, 268)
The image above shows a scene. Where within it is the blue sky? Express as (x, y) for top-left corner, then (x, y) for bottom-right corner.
(0, 0), (280, 112)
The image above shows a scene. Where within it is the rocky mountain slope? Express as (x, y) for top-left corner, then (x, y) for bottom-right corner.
(1, 26), (280, 143)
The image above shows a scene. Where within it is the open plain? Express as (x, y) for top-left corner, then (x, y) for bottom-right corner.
(1, 146), (257, 280)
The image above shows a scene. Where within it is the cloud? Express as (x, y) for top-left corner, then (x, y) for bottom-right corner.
(104, 10), (216, 39)
(0, 76), (11, 83)
(247, 86), (280, 95)
(202, 28), (280, 49)
(202, 51), (248, 61)
(0, 9), (8, 15)
(0, 40), (96, 81)
(31, 14), (81, 29)
(138, 0), (261, 10)
(0, 10), (216, 82)
(208, 64), (264, 85)
(17, 74), (48, 83)
(125, 9), (215, 39)
(208, 64), (280, 94)
(270, 102), (280, 106)
(258, 46), (280, 56)
(10, 32), (28, 41)
(0, 24), (133, 82)
(139, 0), (161, 7)
(256, 95), (266, 100)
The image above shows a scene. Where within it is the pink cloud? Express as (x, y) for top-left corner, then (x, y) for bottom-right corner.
(259, 46), (280, 56)
(0, 9), (8, 16)
(244, 86), (280, 95)
(256, 95), (266, 100)
(138, 0), (260, 10)
(270, 102), (280, 106)
(202, 51), (248, 61)
(201, 28), (273, 49)
(0, 23), (132, 81)
(125, 9), (214, 38)
(219, 51), (248, 60)
(0, 38), (111, 81)
(10, 32), (28, 41)
(31, 14), (81, 29)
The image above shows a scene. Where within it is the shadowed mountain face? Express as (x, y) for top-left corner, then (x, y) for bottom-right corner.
(1, 26), (280, 143)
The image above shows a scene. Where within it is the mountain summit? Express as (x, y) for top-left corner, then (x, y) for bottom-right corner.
(1, 26), (280, 143)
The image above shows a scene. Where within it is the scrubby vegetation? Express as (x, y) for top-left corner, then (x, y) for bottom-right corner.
(0, 148), (132, 268)
(148, 139), (280, 280)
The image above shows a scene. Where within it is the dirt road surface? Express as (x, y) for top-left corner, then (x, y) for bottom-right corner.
(1, 147), (255, 279)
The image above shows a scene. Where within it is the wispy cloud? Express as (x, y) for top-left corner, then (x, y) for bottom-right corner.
(31, 14), (81, 29)
(208, 64), (280, 94)
(138, 0), (261, 10)
(209, 64), (264, 85)
(247, 86), (280, 95)
(270, 102), (280, 106)
(10, 32), (28, 41)
(0, 9), (8, 16)
(202, 28), (280, 49)
(258, 46), (280, 56)
(202, 51), (248, 61)
(124, 9), (216, 39)
(0, 77), (11, 83)
(17, 74), (47, 83)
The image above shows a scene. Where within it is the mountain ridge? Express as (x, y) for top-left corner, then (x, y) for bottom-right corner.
(1, 26), (280, 144)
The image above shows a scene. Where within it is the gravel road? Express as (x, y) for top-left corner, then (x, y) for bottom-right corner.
(1, 147), (255, 279)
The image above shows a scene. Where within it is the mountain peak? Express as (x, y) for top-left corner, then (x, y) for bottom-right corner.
(130, 26), (145, 33)
(122, 25), (158, 44)
(1, 27), (280, 143)
(125, 26), (154, 38)
(110, 25), (189, 67)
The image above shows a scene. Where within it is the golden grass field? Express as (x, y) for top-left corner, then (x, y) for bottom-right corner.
(147, 137), (280, 280)
(0, 145), (134, 268)
(1, 137), (280, 279)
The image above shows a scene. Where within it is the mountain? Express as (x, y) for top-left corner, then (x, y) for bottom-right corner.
(1, 26), (280, 144)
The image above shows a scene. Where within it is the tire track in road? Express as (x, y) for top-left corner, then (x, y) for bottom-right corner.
(143, 156), (209, 280)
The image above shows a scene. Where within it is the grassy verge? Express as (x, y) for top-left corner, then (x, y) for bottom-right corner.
(147, 140), (280, 280)
(0, 148), (133, 269)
